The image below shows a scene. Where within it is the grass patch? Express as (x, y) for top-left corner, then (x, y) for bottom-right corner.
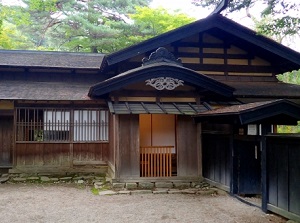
(91, 187), (99, 195)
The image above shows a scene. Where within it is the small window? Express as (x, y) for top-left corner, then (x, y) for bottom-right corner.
(16, 108), (109, 142)
(74, 110), (108, 142)
(43, 110), (70, 141)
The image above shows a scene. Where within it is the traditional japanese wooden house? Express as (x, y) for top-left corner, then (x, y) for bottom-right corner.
(1, 13), (300, 221)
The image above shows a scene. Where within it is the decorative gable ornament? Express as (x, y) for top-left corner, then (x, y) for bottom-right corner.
(143, 47), (184, 90)
(142, 47), (182, 66)
(145, 77), (184, 90)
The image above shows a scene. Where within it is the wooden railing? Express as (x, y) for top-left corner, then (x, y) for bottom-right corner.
(140, 146), (173, 177)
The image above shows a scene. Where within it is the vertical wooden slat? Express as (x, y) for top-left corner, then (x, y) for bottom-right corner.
(140, 146), (173, 177)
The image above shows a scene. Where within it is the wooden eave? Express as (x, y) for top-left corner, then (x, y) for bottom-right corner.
(0, 50), (105, 71)
(106, 14), (300, 71)
(225, 81), (300, 99)
(88, 62), (235, 98)
(193, 99), (300, 125)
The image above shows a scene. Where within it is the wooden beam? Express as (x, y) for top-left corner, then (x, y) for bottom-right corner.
(261, 124), (269, 212)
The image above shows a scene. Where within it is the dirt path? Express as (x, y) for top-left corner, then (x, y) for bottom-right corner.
(0, 183), (286, 223)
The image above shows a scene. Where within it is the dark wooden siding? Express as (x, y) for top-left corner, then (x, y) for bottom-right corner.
(73, 143), (108, 161)
(125, 32), (277, 82)
(117, 114), (140, 178)
(16, 143), (70, 166)
(267, 136), (300, 220)
(176, 116), (200, 177)
(0, 116), (13, 166)
(15, 143), (109, 167)
(202, 134), (231, 187)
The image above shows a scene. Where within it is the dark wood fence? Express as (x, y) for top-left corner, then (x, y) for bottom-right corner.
(202, 134), (231, 190)
(266, 135), (300, 221)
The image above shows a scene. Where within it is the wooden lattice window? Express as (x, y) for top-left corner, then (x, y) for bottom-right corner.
(16, 108), (109, 142)
(73, 110), (109, 142)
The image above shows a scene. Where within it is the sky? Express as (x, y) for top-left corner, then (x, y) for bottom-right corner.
(2, 0), (300, 51)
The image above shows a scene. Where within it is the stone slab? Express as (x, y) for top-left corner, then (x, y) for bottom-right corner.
(99, 190), (117, 196)
(181, 189), (197, 194)
(27, 177), (40, 181)
(126, 183), (138, 190)
(59, 177), (72, 181)
(40, 176), (51, 182)
(153, 189), (168, 194)
(168, 189), (182, 194)
(112, 183), (125, 189)
(0, 177), (9, 183)
(82, 176), (94, 180)
(118, 190), (131, 195)
(173, 182), (191, 189)
(155, 182), (173, 188)
(138, 182), (154, 189)
(77, 180), (85, 184)
(12, 177), (26, 182)
(130, 190), (152, 195)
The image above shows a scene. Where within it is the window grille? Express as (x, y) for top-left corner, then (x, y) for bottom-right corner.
(74, 110), (108, 142)
(16, 108), (109, 142)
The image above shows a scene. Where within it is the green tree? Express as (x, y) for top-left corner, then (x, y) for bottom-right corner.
(129, 6), (195, 41)
(2, 0), (151, 52)
(0, 5), (29, 49)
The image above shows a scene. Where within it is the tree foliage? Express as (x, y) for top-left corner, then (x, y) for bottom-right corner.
(276, 69), (300, 133)
(128, 7), (195, 43)
(1, 0), (151, 52)
(0, 1), (197, 53)
(192, 0), (300, 44)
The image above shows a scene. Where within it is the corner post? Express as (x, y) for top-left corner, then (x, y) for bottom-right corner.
(261, 124), (270, 212)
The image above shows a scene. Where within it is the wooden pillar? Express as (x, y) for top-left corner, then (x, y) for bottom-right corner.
(261, 124), (270, 212)
(197, 123), (202, 177)
(230, 125), (238, 194)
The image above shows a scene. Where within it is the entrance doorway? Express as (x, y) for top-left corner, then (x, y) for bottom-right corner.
(0, 116), (13, 167)
(139, 114), (177, 177)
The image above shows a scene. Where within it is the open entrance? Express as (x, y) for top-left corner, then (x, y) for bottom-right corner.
(139, 114), (177, 177)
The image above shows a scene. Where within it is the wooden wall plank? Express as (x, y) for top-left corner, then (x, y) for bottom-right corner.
(202, 134), (231, 187)
(267, 142), (278, 206)
(0, 117), (13, 166)
(118, 114), (140, 178)
(289, 143), (300, 215)
(177, 116), (199, 177)
(16, 143), (71, 167)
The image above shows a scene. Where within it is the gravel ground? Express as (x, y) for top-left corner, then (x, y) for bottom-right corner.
(0, 183), (286, 223)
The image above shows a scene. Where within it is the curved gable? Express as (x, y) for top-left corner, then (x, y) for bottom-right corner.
(89, 48), (234, 98)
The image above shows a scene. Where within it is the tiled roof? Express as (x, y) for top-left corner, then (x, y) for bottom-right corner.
(193, 99), (300, 125)
(0, 81), (92, 100)
(0, 50), (105, 69)
(225, 81), (300, 98)
(198, 100), (282, 115)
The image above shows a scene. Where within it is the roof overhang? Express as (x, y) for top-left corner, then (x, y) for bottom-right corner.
(89, 48), (234, 98)
(105, 15), (300, 70)
(108, 101), (210, 115)
(193, 99), (300, 125)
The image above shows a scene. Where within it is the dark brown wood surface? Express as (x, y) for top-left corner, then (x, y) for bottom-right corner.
(15, 143), (70, 166)
(0, 116), (13, 166)
(73, 143), (108, 162)
(15, 142), (109, 167)
(117, 114), (140, 178)
(176, 116), (200, 177)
